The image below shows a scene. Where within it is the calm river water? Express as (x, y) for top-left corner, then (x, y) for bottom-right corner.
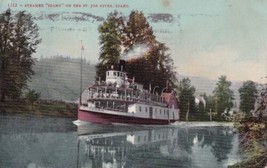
(0, 114), (241, 168)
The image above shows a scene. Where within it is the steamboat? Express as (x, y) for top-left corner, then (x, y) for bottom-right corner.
(77, 60), (179, 125)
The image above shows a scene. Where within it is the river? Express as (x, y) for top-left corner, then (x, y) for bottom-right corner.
(0, 114), (241, 168)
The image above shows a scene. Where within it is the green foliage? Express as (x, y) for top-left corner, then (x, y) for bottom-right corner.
(0, 99), (76, 117)
(254, 83), (267, 120)
(125, 42), (177, 91)
(213, 76), (235, 115)
(176, 78), (196, 120)
(26, 89), (40, 109)
(0, 9), (41, 101)
(202, 93), (216, 113)
(198, 101), (205, 113)
(230, 117), (267, 168)
(236, 86), (267, 166)
(239, 80), (258, 114)
(122, 11), (155, 52)
(96, 10), (177, 90)
(123, 11), (177, 91)
(96, 11), (123, 81)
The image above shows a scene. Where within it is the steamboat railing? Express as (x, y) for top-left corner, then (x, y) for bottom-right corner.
(87, 86), (166, 107)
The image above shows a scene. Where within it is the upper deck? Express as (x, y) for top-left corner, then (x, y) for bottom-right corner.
(105, 69), (143, 90)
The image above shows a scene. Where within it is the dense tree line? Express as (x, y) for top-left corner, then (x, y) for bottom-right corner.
(96, 11), (177, 91)
(0, 9), (41, 102)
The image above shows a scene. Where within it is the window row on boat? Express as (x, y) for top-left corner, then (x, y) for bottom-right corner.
(87, 87), (165, 106)
(128, 103), (179, 120)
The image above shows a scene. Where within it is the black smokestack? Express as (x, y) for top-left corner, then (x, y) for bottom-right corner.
(118, 60), (126, 71)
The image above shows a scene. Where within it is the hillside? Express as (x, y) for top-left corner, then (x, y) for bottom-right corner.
(28, 56), (95, 101)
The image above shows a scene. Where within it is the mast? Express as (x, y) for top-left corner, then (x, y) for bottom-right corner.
(80, 40), (84, 105)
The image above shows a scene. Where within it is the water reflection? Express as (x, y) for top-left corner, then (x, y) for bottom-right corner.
(77, 124), (241, 168)
(0, 115), (240, 168)
(0, 115), (78, 168)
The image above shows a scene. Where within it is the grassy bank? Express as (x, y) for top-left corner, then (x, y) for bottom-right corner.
(180, 112), (229, 122)
(0, 100), (77, 118)
(229, 117), (267, 168)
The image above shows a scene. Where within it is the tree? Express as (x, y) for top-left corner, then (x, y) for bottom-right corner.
(239, 80), (258, 114)
(122, 11), (155, 52)
(95, 10), (177, 91)
(26, 89), (40, 109)
(176, 78), (196, 121)
(96, 11), (123, 81)
(254, 82), (267, 119)
(198, 101), (205, 114)
(200, 93), (215, 113)
(125, 41), (177, 91)
(213, 76), (235, 115)
(206, 95), (216, 114)
(123, 11), (177, 91)
(0, 9), (41, 102)
(147, 42), (177, 90)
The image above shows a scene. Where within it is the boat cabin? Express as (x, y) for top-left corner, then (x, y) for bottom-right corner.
(106, 70), (127, 87)
(105, 69), (143, 90)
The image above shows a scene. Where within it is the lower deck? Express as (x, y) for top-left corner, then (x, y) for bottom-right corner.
(83, 99), (179, 121)
(78, 107), (178, 125)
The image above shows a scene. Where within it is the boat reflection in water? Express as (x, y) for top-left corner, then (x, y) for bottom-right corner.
(76, 123), (241, 168)
(0, 115), (240, 168)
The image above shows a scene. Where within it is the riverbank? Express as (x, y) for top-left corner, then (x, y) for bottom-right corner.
(181, 112), (230, 122)
(0, 100), (77, 118)
(229, 117), (267, 168)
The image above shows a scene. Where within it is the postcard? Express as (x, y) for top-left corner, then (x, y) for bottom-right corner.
(0, 0), (266, 168)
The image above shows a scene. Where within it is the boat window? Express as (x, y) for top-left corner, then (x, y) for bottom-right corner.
(139, 106), (142, 112)
(113, 72), (116, 76)
(145, 107), (147, 112)
(107, 72), (109, 76)
(117, 72), (119, 77)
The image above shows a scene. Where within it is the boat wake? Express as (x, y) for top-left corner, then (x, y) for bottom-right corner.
(72, 120), (89, 126)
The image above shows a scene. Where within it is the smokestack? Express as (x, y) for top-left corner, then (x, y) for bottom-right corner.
(118, 60), (126, 71)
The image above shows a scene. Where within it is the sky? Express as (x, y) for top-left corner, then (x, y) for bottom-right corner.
(0, 0), (266, 83)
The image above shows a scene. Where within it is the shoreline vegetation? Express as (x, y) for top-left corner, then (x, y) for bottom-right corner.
(229, 117), (267, 168)
(0, 100), (77, 118)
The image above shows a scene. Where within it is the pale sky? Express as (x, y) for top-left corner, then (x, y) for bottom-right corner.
(0, 0), (266, 83)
